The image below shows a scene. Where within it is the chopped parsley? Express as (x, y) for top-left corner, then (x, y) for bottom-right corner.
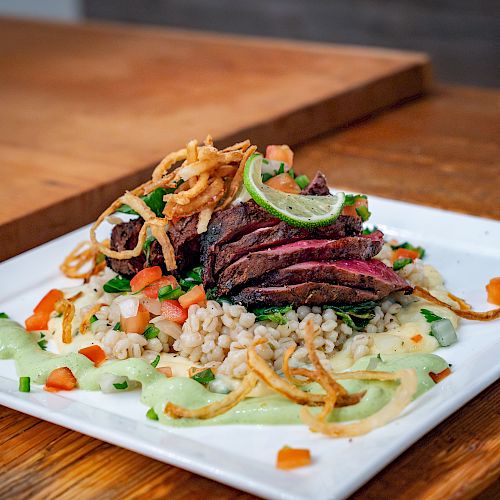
(179, 266), (203, 291)
(146, 407), (159, 420)
(113, 381), (128, 390)
(191, 368), (215, 385)
(89, 315), (98, 324)
(393, 258), (413, 271)
(103, 276), (131, 293)
(420, 308), (443, 323)
(324, 302), (378, 330)
(143, 235), (156, 267)
(253, 305), (292, 325)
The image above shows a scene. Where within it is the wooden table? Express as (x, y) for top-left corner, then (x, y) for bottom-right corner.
(1, 20), (500, 500)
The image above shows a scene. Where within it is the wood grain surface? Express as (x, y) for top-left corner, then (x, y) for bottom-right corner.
(0, 17), (431, 262)
(1, 18), (500, 500)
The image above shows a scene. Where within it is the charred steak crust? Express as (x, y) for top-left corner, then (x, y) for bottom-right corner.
(260, 259), (412, 295)
(232, 282), (381, 307)
(107, 214), (200, 277)
(212, 215), (362, 277)
(216, 231), (384, 295)
(301, 171), (330, 196)
(200, 201), (280, 285)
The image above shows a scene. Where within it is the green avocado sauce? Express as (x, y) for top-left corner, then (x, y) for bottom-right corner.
(0, 319), (449, 427)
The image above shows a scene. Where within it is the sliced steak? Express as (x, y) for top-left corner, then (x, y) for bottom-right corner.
(301, 171), (330, 196)
(213, 215), (362, 277)
(233, 282), (380, 307)
(260, 259), (412, 294)
(201, 201), (280, 285)
(217, 231), (384, 295)
(107, 215), (200, 277)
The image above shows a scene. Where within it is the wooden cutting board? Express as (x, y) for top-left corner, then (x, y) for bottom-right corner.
(0, 18), (431, 261)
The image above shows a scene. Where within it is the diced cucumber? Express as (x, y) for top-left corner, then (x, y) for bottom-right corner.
(431, 319), (457, 347)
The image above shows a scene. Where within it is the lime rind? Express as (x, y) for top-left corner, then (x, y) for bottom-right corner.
(243, 153), (345, 228)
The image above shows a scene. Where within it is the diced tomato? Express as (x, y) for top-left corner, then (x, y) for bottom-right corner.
(45, 367), (77, 392)
(130, 266), (163, 293)
(25, 289), (64, 331)
(265, 173), (301, 194)
(266, 145), (294, 166)
(429, 367), (451, 384)
(160, 300), (188, 324)
(411, 334), (423, 343)
(178, 285), (207, 309)
(121, 303), (151, 334)
(486, 277), (500, 306)
(342, 197), (368, 218)
(78, 345), (107, 366)
(276, 447), (311, 470)
(392, 248), (420, 263)
(143, 275), (179, 299)
(157, 366), (173, 377)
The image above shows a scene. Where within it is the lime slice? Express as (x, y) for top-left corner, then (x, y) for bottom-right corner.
(243, 154), (345, 228)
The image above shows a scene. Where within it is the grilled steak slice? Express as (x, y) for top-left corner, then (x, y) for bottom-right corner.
(260, 259), (412, 294)
(233, 282), (380, 307)
(107, 215), (200, 277)
(213, 215), (362, 277)
(217, 231), (384, 295)
(301, 171), (330, 196)
(201, 201), (280, 285)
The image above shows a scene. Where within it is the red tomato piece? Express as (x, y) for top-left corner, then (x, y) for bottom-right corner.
(143, 275), (179, 299)
(265, 145), (294, 166)
(130, 266), (163, 293)
(45, 367), (77, 392)
(25, 289), (64, 331)
(486, 277), (500, 306)
(265, 173), (301, 194)
(392, 248), (420, 263)
(25, 313), (49, 332)
(342, 197), (368, 218)
(160, 300), (188, 324)
(178, 285), (207, 309)
(78, 345), (107, 366)
(121, 303), (151, 334)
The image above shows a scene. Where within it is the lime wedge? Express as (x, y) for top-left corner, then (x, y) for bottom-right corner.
(243, 154), (345, 228)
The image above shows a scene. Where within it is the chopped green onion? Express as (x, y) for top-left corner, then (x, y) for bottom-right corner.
(113, 322), (121, 331)
(393, 258), (413, 271)
(391, 241), (426, 259)
(103, 276), (131, 293)
(355, 205), (371, 222)
(113, 381), (128, 390)
(143, 324), (160, 340)
(0, 312), (10, 319)
(19, 376), (30, 392)
(430, 319), (458, 347)
(420, 308), (443, 323)
(151, 355), (160, 368)
(191, 368), (215, 385)
(158, 285), (184, 301)
(89, 315), (98, 324)
(294, 174), (310, 190)
(146, 407), (159, 420)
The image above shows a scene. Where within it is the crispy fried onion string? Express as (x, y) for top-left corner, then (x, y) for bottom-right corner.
(55, 299), (75, 344)
(247, 338), (363, 408)
(79, 303), (106, 335)
(414, 286), (500, 321)
(196, 207), (214, 235)
(60, 241), (106, 280)
(164, 372), (258, 419)
(299, 368), (418, 437)
(447, 292), (471, 311)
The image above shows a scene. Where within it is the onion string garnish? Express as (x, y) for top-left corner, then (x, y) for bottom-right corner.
(19, 376), (30, 393)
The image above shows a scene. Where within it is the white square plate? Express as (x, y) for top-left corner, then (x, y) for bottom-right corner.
(1, 196), (499, 500)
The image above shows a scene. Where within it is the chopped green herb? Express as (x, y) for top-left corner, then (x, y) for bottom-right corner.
(113, 381), (128, 390)
(355, 205), (371, 222)
(113, 322), (121, 331)
(0, 312), (9, 319)
(19, 376), (30, 393)
(38, 339), (48, 351)
(180, 266), (204, 291)
(143, 324), (160, 340)
(89, 315), (98, 324)
(362, 225), (378, 235)
(116, 187), (175, 218)
(324, 302), (378, 330)
(274, 163), (285, 175)
(253, 305), (292, 325)
(191, 368), (216, 385)
(294, 174), (310, 190)
(151, 355), (160, 368)
(393, 258), (413, 271)
(146, 407), (159, 420)
(288, 167), (295, 179)
(158, 285), (184, 301)
(103, 276), (131, 293)
(390, 242), (426, 259)
(143, 235), (156, 266)
(205, 287), (232, 304)
(420, 308), (443, 323)
(261, 172), (273, 183)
